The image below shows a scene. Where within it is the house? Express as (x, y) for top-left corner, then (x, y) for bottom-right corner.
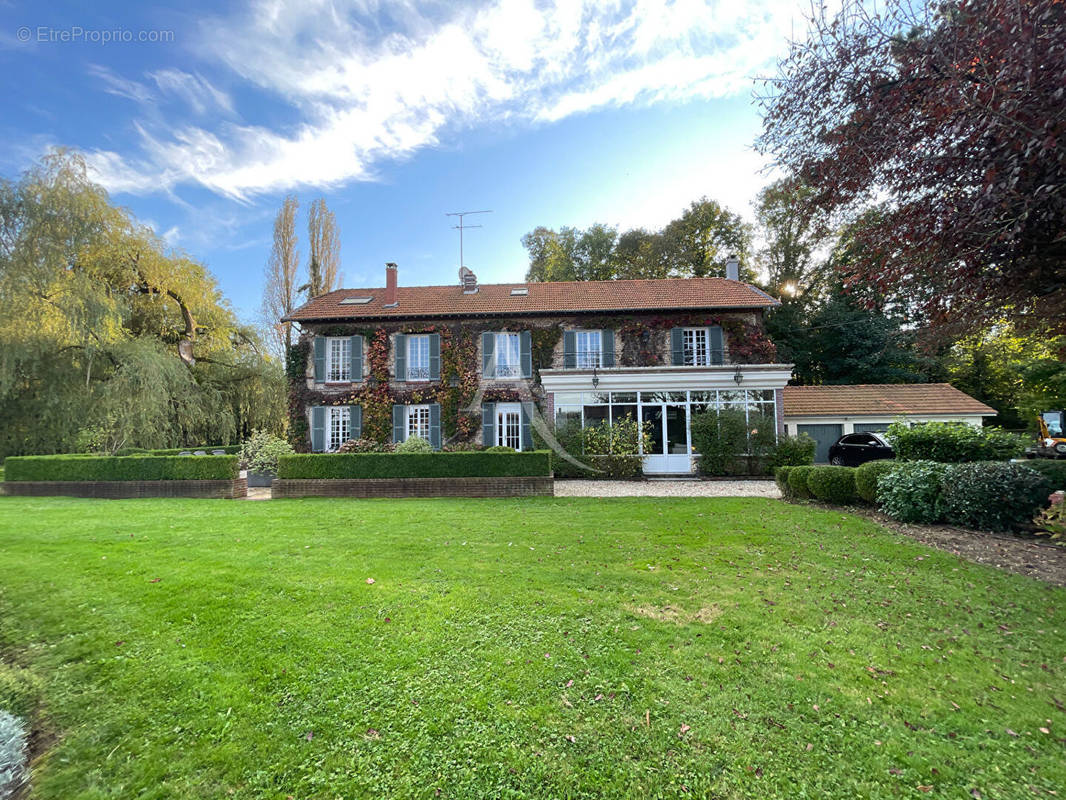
(282, 261), (793, 474)
(782, 383), (997, 462)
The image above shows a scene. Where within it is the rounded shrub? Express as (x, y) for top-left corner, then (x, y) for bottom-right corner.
(877, 461), (947, 524)
(395, 436), (433, 454)
(806, 466), (858, 505)
(788, 465), (815, 499)
(484, 445), (516, 453)
(854, 460), (898, 504)
(938, 462), (1053, 531)
(775, 466), (794, 497)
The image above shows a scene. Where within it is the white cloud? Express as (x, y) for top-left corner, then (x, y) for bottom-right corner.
(85, 0), (802, 199)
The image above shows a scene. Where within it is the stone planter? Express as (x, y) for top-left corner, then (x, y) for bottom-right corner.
(246, 471), (275, 488)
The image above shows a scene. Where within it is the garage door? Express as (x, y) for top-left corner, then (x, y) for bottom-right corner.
(854, 422), (889, 433)
(797, 423), (843, 463)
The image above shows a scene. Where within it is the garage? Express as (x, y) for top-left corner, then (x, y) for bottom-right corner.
(783, 384), (996, 462)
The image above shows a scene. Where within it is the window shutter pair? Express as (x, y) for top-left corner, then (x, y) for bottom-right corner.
(669, 326), (723, 366)
(395, 333), (441, 381)
(391, 403), (441, 449)
(312, 335), (364, 381)
(564, 330), (615, 368)
(481, 331), (532, 378)
(310, 405), (361, 451)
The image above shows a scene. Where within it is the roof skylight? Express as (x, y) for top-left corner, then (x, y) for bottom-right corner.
(339, 296), (373, 304)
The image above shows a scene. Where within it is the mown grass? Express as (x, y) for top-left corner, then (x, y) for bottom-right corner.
(0, 496), (1063, 799)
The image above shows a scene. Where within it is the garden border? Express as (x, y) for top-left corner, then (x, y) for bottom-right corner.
(0, 479), (248, 499)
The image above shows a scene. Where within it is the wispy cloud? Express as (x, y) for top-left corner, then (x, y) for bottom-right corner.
(85, 0), (800, 199)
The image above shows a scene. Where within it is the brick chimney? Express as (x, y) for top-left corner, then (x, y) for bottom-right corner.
(385, 262), (398, 306)
(725, 255), (740, 282)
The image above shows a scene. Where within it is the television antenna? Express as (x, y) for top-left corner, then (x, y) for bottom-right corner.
(445, 209), (492, 268)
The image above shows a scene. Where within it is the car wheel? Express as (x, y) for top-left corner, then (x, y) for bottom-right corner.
(830, 455), (843, 466)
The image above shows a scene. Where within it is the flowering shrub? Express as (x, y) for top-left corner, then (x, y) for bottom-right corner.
(240, 430), (295, 475)
(877, 461), (947, 523)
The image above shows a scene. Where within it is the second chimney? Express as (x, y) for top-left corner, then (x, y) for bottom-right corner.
(725, 255), (740, 282)
(385, 262), (398, 306)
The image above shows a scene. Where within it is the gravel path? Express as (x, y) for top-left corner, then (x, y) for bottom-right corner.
(554, 480), (781, 497)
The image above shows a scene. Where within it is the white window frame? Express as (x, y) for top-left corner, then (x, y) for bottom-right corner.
(496, 403), (522, 451)
(406, 404), (431, 442)
(575, 330), (602, 369)
(326, 337), (351, 382)
(406, 334), (430, 382)
(682, 328), (710, 367)
(494, 332), (521, 378)
(328, 406), (350, 451)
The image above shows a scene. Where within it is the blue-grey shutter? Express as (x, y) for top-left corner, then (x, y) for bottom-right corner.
(394, 333), (406, 381)
(520, 330), (532, 378)
(429, 333), (440, 381)
(349, 405), (362, 440)
(429, 403), (441, 450)
(563, 330), (577, 369)
(310, 406), (326, 452)
(481, 332), (495, 377)
(392, 404), (405, 443)
(670, 328), (684, 366)
(313, 336), (326, 381)
(350, 335), (363, 381)
(520, 402), (533, 451)
(600, 330), (615, 367)
(482, 402), (495, 447)
(709, 325), (724, 365)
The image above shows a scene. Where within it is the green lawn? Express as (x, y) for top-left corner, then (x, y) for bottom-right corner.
(0, 497), (1063, 799)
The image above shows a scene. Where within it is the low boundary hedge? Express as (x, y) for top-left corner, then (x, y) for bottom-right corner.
(4, 455), (238, 482)
(278, 451), (552, 479)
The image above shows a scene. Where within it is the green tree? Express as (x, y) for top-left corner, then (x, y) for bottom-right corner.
(659, 198), (753, 280)
(0, 150), (285, 458)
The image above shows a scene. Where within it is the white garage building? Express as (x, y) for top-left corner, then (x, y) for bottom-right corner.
(782, 383), (997, 463)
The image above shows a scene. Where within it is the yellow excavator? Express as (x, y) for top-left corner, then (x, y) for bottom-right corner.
(1029, 410), (1066, 459)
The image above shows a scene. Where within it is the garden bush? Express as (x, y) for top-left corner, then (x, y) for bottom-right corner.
(239, 430), (294, 475)
(886, 421), (1026, 463)
(774, 466), (794, 497)
(938, 462), (1053, 532)
(767, 434), (816, 470)
(277, 451), (552, 479)
(543, 417), (648, 480)
(395, 436), (434, 454)
(1022, 459), (1066, 491)
(854, 460), (898, 504)
(484, 445), (517, 453)
(4, 455), (238, 482)
(787, 466), (815, 499)
(876, 461), (947, 523)
(806, 466), (858, 505)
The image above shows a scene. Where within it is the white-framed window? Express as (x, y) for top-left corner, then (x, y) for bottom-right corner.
(495, 332), (520, 378)
(682, 328), (710, 367)
(496, 403), (522, 450)
(328, 407), (350, 451)
(406, 334), (430, 381)
(575, 330), (602, 368)
(326, 337), (351, 382)
(406, 405), (431, 441)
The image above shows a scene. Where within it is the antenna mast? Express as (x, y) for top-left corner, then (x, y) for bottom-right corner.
(445, 210), (492, 268)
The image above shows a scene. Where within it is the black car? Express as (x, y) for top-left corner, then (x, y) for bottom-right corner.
(827, 432), (895, 467)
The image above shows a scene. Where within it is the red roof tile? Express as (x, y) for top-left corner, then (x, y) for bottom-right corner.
(283, 276), (778, 321)
(782, 384), (996, 417)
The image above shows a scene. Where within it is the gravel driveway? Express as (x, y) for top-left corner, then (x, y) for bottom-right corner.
(554, 480), (781, 497)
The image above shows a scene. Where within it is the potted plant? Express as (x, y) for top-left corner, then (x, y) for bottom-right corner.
(239, 430), (294, 487)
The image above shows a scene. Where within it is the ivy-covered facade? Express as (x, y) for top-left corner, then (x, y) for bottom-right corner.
(284, 271), (792, 473)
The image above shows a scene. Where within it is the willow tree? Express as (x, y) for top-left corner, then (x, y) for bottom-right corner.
(0, 150), (285, 458)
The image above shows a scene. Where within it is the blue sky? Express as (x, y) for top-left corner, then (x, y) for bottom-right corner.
(0, 0), (804, 322)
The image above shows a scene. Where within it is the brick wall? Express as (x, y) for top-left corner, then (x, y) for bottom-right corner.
(1, 478), (248, 499)
(272, 476), (553, 498)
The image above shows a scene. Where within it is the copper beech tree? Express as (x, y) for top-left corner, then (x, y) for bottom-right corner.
(757, 0), (1066, 338)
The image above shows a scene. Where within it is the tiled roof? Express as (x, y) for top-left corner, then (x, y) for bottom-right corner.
(283, 276), (778, 321)
(782, 384), (996, 417)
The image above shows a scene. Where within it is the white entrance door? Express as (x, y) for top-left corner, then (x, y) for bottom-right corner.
(496, 403), (522, 450)
(641, 403), (692, 473)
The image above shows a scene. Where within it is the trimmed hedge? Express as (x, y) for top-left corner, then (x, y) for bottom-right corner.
(887, 421), (1025, 463)
(278, 451), (552, 479)
(938, 462), (1053, 532)
(774, 466), (794, 497)
(854, 460), (898, 504)
(787, 466), (815, 499)
(1023, 459), (1066, 491)
(4, 455), (238, 482)
(807, 466), (858, 505)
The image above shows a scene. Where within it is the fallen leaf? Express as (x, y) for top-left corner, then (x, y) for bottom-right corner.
(149, 578), (161, 583)
(305, 731), (313, 741)
(565, 735), (576, 743)
(917, 786), (933, 793)
(565, 679), (573, 688)
(679, 723), (691, 738)
(366, 578), (375, 584)
(1039, 727), (1050, 734)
